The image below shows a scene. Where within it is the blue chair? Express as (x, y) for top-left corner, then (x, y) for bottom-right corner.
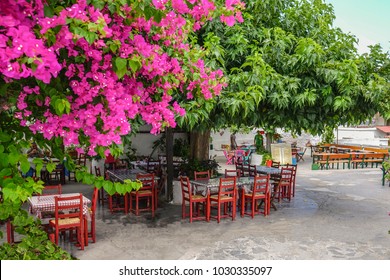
(242, 149), (252, 165)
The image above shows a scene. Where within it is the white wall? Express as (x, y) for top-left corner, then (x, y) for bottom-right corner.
(130, 125), (188, 158)
(337, 127), (377, 139)
(336, 127), (389, 147)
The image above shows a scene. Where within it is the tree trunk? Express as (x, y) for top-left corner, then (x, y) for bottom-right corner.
(265, 133), (272, 152)
(190, 130), (210, 161)
(165, 128), (174, 202)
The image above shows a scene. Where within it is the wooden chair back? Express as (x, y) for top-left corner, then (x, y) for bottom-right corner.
(136, 173), (155, 191)
(248, 164), (257, 177)
(218, 177), (236, 200)
(180, 176), (191, 201)
(252, 174), (270, 196)
(224, 169), (241, 178)
(38, 184), (62, 196)
(53, 194), (83, 222)
(146, 160), (161, 175)
(94, 166), (102, 176)
(77, 153), (87, 166)
(194, 170), (210, 180)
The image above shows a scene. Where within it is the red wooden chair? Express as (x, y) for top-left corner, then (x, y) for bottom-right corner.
(241, 174), (270, 218)
(235, 162), (245, 176)
(37, 184), (62, 196)
(194, 170), (210, 180)
(49, 193), (85, 250)
(180, 176), (208, 222)
(224, 169), (241, 178)
(146, 159), (161, 175)
(36, 184), (63, 226)
(146, 159), (162, 209)
(209, 177), (237, 223)
(85, 187), (98, 245)
(285, 163), (297, 197)
(129, 173), (155, 217)
(108, 192), (128, 214)
(6, 220), (15, 244)
(272, 167), (294, 204)
(248, 164), (257, 177)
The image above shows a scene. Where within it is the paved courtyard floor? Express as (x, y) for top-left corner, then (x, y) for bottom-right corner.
(2, 154), (390, 260)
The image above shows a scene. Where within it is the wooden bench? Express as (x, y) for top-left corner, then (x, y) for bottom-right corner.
(316, 153), (352, 170)
(351, 152), (387, 169)
(362, 153), (386, 168)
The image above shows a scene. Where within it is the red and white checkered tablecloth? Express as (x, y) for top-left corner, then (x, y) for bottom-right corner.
(28, 193), (91, 219)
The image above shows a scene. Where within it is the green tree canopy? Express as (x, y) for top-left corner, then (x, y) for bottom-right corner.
(180, 0), (390, 137)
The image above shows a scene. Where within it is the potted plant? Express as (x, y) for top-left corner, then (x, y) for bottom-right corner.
(251, 146), (267, 165)
(262, 152), (273, 167)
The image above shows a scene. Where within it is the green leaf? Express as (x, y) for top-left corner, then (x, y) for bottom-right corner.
(46, 162), (57, 173)
(73, 26), (87, 37)
(85, 31), (97, 45)
(75, 170), (84, 182)
(20, 158), (31, 174)
(113, 57), (128, 79)
(0, 153), (10, 169)
(8, 152), (19, 165)
(0, 132), (11, 142)
(55, 99), (65, 115)
(44, 5), (54, 17)
(94, 177), (104, 189)
(53, 98), (70, 116)
(128, 58), (141, 74)
(91, 0), (105, 10)
(2, 183), (18, 201)
(108, 3), (116, 14)
(109, 43), (118, 53)
(0, 168), (12, 178)
(103, 180), (115, 196)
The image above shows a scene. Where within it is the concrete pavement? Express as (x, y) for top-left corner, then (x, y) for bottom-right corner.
(2, 153), (390, 259)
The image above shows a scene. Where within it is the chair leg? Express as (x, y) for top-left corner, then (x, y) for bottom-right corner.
(189, 202), (193, 223)
(6, 221), (14, 244)
(84, 219), (89, 247)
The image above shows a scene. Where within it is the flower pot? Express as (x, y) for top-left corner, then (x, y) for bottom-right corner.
(265, 160), (272, 167)
(250, 154), (263, 165)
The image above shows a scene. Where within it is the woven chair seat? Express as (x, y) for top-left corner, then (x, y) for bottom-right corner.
(49, 217), (80, 226)
(131, 189), (153, 195)
(190, 194), (205, 200)
(210, 195), (232, 201)
(245, 193), (266, 199)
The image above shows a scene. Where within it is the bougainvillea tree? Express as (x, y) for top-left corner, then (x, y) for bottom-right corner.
(0, 0), (244, 259)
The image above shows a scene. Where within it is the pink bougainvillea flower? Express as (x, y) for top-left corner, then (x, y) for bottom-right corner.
(1, 0), (243, 152)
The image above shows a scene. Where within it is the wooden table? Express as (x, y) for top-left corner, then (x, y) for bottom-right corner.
(256, 165), (281, 175)
(190, 177), (254, 221)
